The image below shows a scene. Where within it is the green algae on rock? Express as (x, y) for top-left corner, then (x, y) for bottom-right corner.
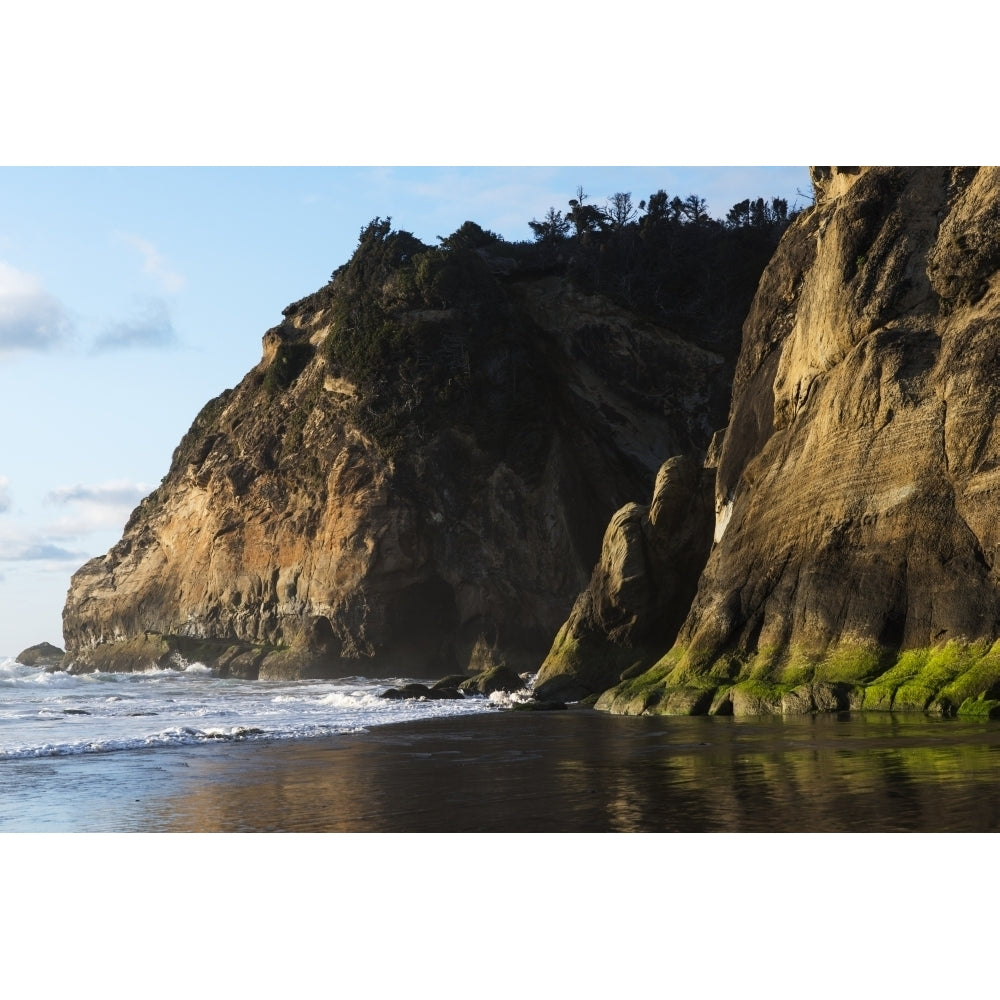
(591, 168), (1000, 715)
(596, 640), (1000, 717)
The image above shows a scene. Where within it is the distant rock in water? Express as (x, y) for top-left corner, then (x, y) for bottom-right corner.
(16, 642), (65, 668)
(62, 213), (774, 680)
(598, 166), (1000, 716)
(379, 683), (464, 701)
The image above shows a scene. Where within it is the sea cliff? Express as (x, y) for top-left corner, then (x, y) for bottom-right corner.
(584, 167), (1000, 715)
(63, 212), (774, 679)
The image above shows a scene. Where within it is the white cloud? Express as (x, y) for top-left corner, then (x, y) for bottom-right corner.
(116, 232), (186, 293)
(44, 478), (152, 536)
(0, 479), (151, 567)
(0, 524), (86, 564)
(0, 476), (9, 514)
(0, 261), (73, 353)
(91, 297), (177, 353)
(0, 479), (150, 569)
(47, 481), (151, 507)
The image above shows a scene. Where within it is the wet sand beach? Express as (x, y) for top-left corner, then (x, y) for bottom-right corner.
(5, 708), (1000, 832)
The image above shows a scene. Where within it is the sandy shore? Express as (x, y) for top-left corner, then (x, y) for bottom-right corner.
(54, 707), (679, 833)
(6, 707), (1000, 831)
(5, 706), (692, 832)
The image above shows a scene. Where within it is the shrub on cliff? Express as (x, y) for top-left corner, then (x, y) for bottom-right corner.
(322, 218), (552, 478)
(264, 339), (315, 395)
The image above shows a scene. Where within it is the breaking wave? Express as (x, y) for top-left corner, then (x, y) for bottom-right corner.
(0, 655), (502, 760)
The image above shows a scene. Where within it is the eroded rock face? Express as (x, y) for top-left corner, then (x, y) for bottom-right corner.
(533, 455), (713, 701)
(600, 167), (1000, 715)
(62, 267), (730, 679)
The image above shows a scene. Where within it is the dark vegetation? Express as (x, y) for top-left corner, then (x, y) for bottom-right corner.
(290, 189), (798, 470)
(320, 216), (555, 477)
(264, 340), (315, 396)
(533, 187), (798, 355)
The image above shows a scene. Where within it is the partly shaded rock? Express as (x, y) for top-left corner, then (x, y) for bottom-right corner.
(381, 683), (433, 700)
(431, 674), (469, 696)
(459, 665), (526, 696)
(380, 682), (466, 701)
(512, 699), (567, 711)
(534, 455), (714, 701)
(780, 687), (813, 715)
(730, 684), (783, 717)
(708, 688), (733, 716)
(811, 683), (850, 713)
(62, 254), (735, 679)
(779, 683), (850, 715)
(600, 167), (1000, 714)
(16, 641), (65, 668)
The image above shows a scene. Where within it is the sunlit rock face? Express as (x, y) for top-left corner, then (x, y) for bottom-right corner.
(62, 259), (733, 680)
(599, 167), (1000, 715)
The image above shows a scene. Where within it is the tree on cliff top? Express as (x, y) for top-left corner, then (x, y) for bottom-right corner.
(528, 207), (570, 244)
(438, 220), (503, 253)
(331, 216), (430, 293)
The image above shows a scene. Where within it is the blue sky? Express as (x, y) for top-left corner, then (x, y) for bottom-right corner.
(0, 166), (811, 654)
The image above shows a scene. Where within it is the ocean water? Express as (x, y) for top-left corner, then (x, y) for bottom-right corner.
(0, 653), (508, 761)
(7, 653), (1000, 833)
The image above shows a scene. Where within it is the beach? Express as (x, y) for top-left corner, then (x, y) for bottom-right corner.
(6, 707), (1000, 832)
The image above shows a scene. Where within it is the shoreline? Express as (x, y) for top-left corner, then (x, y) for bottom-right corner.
(5, 707), (1000, 832)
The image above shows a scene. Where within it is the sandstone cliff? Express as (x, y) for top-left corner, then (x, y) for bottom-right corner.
(596, 167), (1000, 716)
(533, 454), (714, 701)
(62, 222), (746, 679)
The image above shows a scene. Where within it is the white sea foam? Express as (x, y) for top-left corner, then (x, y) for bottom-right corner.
(316, 689), (389, 709)
(0, 656), (500, 760)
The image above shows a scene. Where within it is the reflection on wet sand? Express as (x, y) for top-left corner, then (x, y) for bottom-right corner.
(136, 711), (1000, 833)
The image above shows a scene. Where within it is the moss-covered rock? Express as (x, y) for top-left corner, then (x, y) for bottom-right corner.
(596, 168), (1000, 718)
(957, 697), (1000, 719)
(597, 640), (1000, 716)
(730, 680), (786, 717)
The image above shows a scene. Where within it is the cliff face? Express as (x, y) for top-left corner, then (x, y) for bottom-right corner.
(62, 235), (735, 679)
(533, 454), (714, 701)
(597, 166), (1000, 716)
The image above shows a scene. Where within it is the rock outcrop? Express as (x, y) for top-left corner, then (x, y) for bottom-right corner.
(15, 641), (65, 668)
(598, 167), (1000, 716)
(62, 223), (748, 679)
(533, 454), (714, 701)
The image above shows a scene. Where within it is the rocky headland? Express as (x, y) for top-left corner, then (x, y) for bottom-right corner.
(61, 208), (780, 680)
